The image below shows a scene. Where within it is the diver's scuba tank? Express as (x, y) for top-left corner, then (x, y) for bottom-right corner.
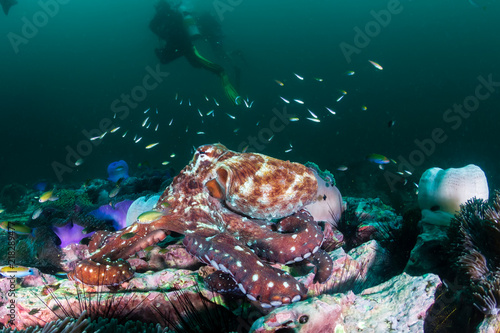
(181, 10), (201, 40)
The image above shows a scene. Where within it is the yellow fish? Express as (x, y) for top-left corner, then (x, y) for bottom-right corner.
(39, 189), (58, 203)
(137, 211), (164, 224)
(0, 221), (33, 235)
(0, 265), (36, 278)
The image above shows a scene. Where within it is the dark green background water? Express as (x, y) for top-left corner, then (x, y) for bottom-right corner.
(1, 0), (499, 200)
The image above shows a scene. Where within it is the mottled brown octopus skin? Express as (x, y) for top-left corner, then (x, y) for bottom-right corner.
(69, 144), (334, 307)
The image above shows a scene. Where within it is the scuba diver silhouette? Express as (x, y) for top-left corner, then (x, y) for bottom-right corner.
(1, 0), (17, 15)
(149, 0), (242, 105)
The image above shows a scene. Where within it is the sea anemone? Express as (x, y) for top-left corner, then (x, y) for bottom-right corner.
(447, 191), (500, 316)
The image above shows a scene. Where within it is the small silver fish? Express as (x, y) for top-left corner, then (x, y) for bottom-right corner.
(32, 208), (43, 219)
(109, 187), (120, 198)
(293, 73), (304, 80)
(325, 107), (336, 115)
(307, 109), (318, 118)
(280, 96), (290, 104)
(306, 117), (320, 123)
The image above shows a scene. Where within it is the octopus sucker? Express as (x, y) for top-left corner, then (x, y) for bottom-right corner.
(69, 144), (342, 304)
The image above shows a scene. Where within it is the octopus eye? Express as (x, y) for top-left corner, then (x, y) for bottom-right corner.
(298, 315), (309, 324)
(323, 195), (327, 201)
(197, 145), (211, 155)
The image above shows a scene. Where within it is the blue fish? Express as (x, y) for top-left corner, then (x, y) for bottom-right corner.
(366, 153), (391, 164)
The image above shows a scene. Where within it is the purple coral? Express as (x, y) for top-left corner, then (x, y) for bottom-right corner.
(52, 223), (94, 249)
(89, 200), (133, 230)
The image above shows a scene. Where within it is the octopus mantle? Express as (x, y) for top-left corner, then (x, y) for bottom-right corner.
(68, 144), (343, 308)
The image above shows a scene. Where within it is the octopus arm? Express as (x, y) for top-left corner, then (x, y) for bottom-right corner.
(243, 210), (324, 265)
(184, 234), (307, 308)
(308, 249), (334, 284)
(69, 222), (170, 286)
(67, 258), (134, 286)
(205, 270), (242, 294)
(88, 223), (169, 261)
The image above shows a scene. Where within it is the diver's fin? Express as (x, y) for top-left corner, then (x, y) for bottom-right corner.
(1, 0), (18, 15)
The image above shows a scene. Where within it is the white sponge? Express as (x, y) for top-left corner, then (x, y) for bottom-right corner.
(418, 164), (489, 225)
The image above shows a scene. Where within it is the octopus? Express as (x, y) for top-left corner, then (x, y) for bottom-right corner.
(68, 144), (344, 308)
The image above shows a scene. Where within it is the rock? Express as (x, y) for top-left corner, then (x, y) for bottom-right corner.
(0, 268), (197, 330)
(250, 272), (441, 332)
(147, 244), (201, 270)
(404, 222), (449, 276)
(306, 240), (390, 297)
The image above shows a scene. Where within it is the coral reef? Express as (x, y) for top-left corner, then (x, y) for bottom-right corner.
(406, 165), (490, 278)
(69, 144), (344, 308)
(42, 189), (93, 211)
(0, 144), (469, 332)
